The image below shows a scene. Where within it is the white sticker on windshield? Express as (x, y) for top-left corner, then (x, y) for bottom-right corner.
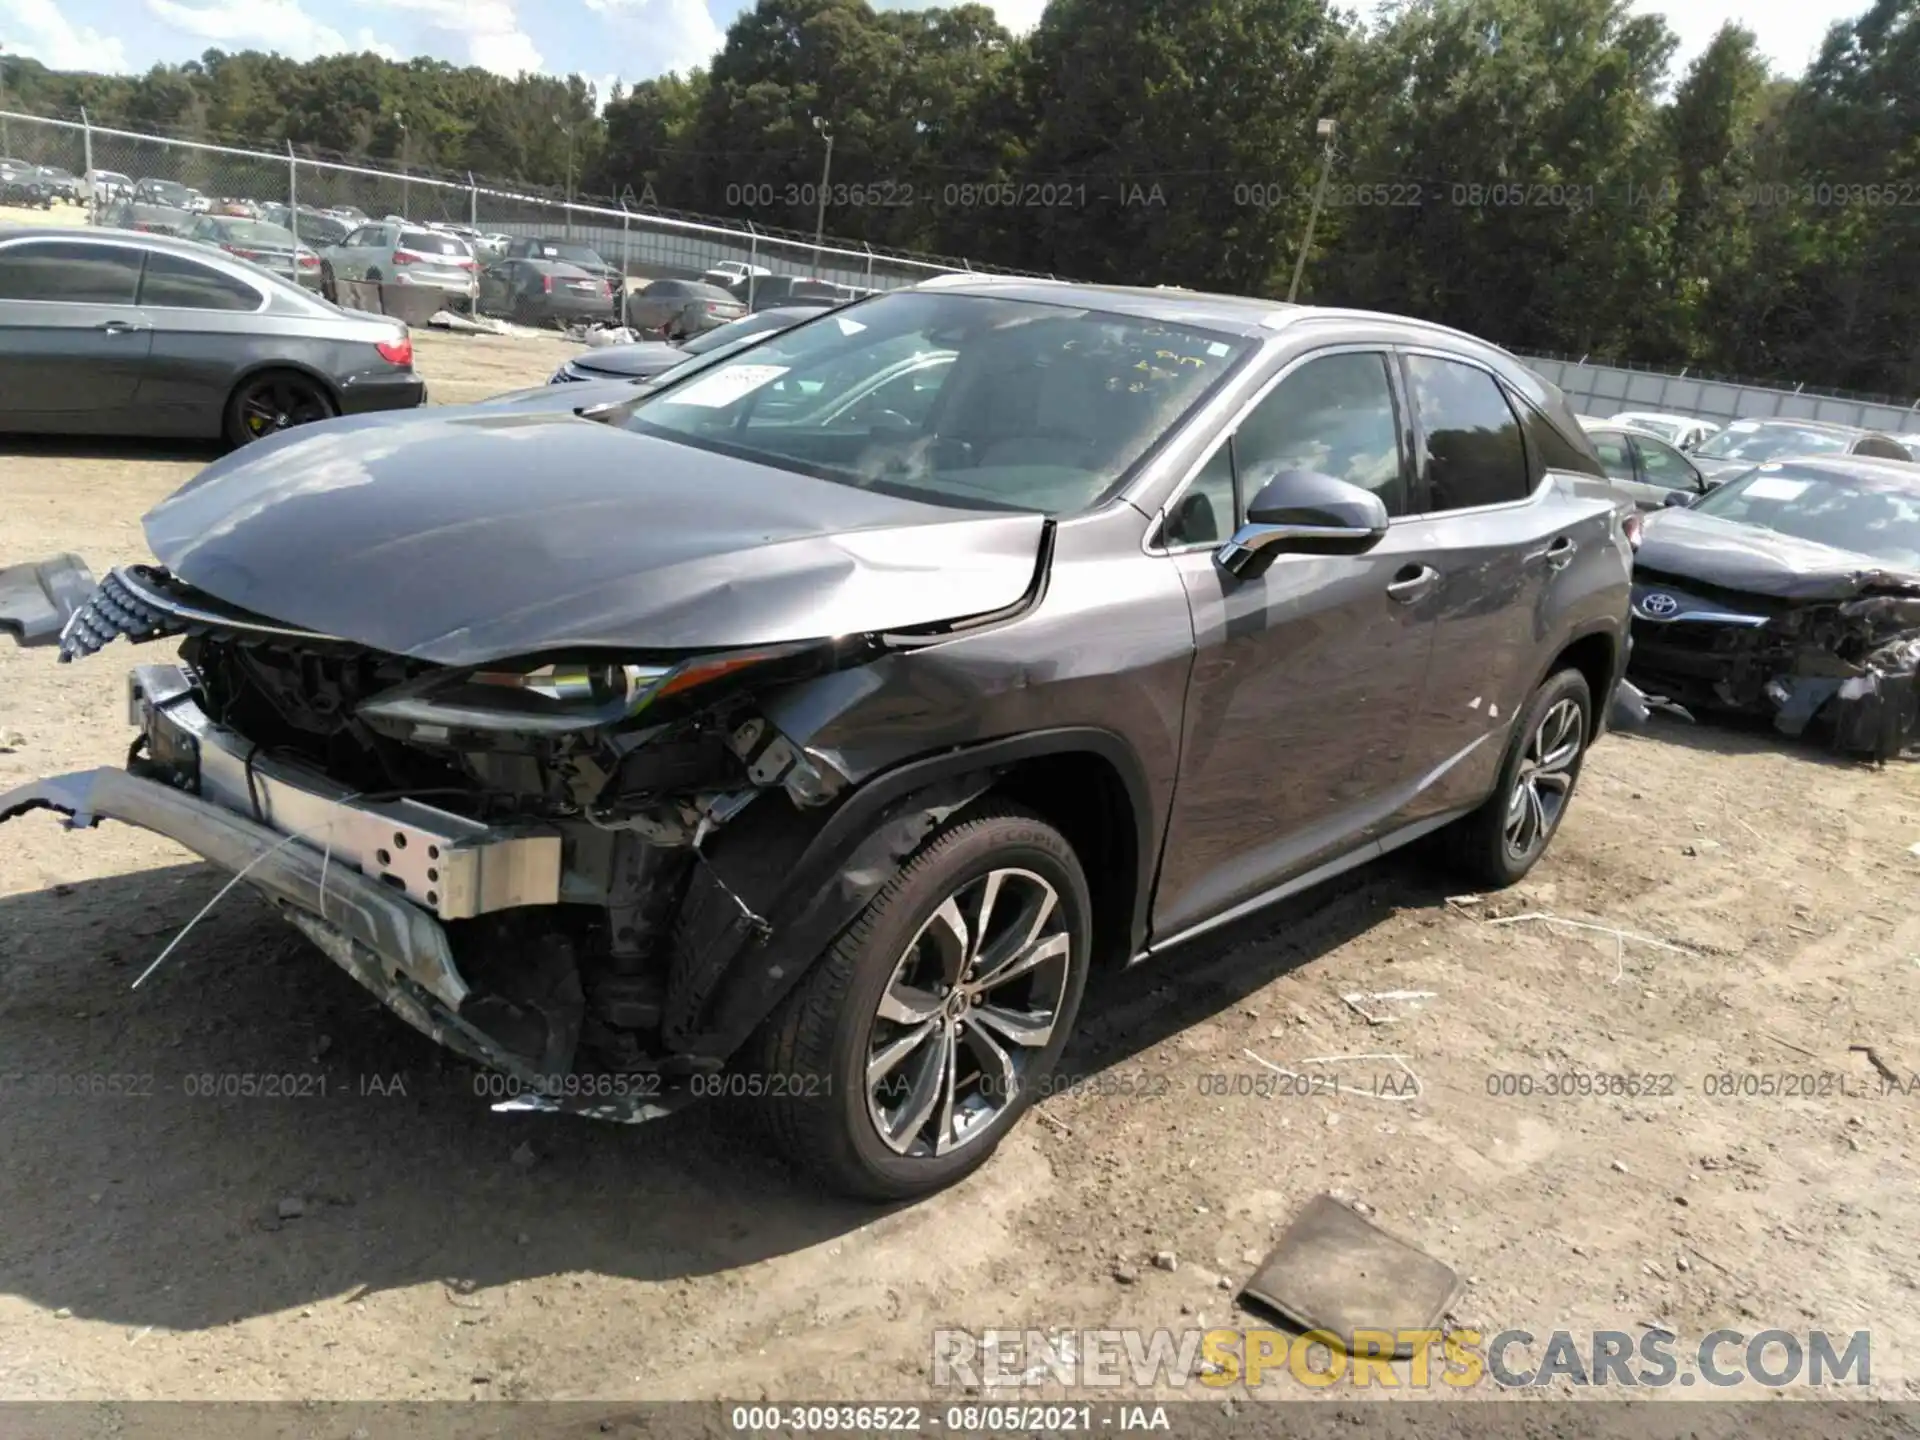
(1727, 420), (1761, 431)
(1207, 342), (1231, 357)
(1742, 476), (1812, 501)
(835, 316), (867, 335)
(666, 364), (790, 408)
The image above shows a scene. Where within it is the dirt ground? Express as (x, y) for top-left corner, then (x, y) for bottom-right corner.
(2, 331), (1918, 1408)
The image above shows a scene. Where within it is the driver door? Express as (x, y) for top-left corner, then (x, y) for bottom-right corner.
(1151, 348), (1440, 939)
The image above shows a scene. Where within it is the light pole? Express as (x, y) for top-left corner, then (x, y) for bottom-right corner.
(1, 44), (11, 157)
(811, 115), (834, 276)
(1288, 117), (1337, 304)
(554, 114), (575, 236)
(394, 111), (409, 220)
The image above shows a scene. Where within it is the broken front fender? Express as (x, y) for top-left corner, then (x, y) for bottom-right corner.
(0, 553), (96, 647)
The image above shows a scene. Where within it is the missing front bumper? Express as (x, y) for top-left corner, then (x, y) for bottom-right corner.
(130, 664), (562, 922)
(0, 764), (472, 1010)
(0, 762), (690, 1124)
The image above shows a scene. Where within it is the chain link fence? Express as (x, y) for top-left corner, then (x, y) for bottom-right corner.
(2, 108), (1046, 300)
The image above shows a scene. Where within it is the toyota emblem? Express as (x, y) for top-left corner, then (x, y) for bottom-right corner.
(1639, 592), (1679, 617)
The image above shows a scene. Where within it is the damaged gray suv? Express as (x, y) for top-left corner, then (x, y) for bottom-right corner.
(0, 279), (1631, 1200)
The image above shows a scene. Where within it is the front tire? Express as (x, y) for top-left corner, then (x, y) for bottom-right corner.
(752, 803), (1092, 1202)
(1450, 668), (1592, 888)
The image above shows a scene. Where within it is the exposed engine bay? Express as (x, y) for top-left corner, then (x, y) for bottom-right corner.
(1628, 567), (1920, 761)
(10, 560), (1022, 1119)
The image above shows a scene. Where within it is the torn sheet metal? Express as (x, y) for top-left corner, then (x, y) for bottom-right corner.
(1608, 679), (1695, 731)
(1630, 583), (1920, 760)
(0, 553), (96, 647)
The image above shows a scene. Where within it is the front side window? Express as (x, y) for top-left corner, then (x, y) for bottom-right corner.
(1630, 435), (1699, 491)
(1406, 354), (1531, 510)
(0, 241), (143, 304)
(1232, 352), (1407, 516)
(619, 290), (1249, 515)
(1161, 350), (1406, 547)
(1590, 431), (1635, 483)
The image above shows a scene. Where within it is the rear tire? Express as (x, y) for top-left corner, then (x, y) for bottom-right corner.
(750, 803), (1092, 1202)
(1449, 668), (1592, 888)
(223, 369), (337, 448)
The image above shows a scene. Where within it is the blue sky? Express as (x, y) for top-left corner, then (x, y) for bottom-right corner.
(0, 0), (1867, 103)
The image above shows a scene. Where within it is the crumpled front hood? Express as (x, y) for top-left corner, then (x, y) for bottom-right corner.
(143, 409), (1046, 666)
(1638, 506), (1920, 600)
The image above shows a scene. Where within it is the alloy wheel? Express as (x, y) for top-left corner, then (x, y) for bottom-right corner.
(237, 375), (331, 442)
(1504, 696), (1584, 860)
(864, 868), (1073, 1159)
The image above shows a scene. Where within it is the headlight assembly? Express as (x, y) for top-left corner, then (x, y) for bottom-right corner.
(356, 646), (820, 736)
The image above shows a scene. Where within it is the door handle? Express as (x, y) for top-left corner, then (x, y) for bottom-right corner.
(1386, 564), (1440, 604)
(96, 319), (146, 334)
(1545, 536), (1578, 570)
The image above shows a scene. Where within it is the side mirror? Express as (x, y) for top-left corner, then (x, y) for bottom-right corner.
(1662, 489), (1692, 509)
(1215, 469), (1390, 581)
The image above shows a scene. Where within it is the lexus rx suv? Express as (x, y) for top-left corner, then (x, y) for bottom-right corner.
(0, 279), (1630, 1200)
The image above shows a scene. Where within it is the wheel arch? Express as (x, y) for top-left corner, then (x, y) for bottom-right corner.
(666, 727), (1157, 1064)
(1534, 624), (1622, 734)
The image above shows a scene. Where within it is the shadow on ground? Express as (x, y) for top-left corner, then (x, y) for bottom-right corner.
(1609, 708), (1892, 770)
(0, 434), (225, 465)
(0, 847), (1419, 1331)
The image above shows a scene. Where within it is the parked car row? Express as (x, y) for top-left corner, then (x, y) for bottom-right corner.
(2, 158), (81, 207)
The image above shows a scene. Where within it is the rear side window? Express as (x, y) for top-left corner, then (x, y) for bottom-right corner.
(1406, 354), (1531, 511)
(1511, 392), (1606, 480)
(139, 251), (263, 311)
(0, 241), (143, 304)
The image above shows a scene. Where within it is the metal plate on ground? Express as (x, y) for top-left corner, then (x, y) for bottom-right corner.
(1238, 1193), (1458, 1357)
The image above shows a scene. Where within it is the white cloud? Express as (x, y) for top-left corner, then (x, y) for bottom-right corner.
(582, 0), (722, 78)
(872, 0), (1048, 35)
(362, 0), (544, 77)
(144, 0), (398, 61)
(979, 0), (1046, 32)
(1630, 0), (1857, 75)
(1, 0), (132, 72)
